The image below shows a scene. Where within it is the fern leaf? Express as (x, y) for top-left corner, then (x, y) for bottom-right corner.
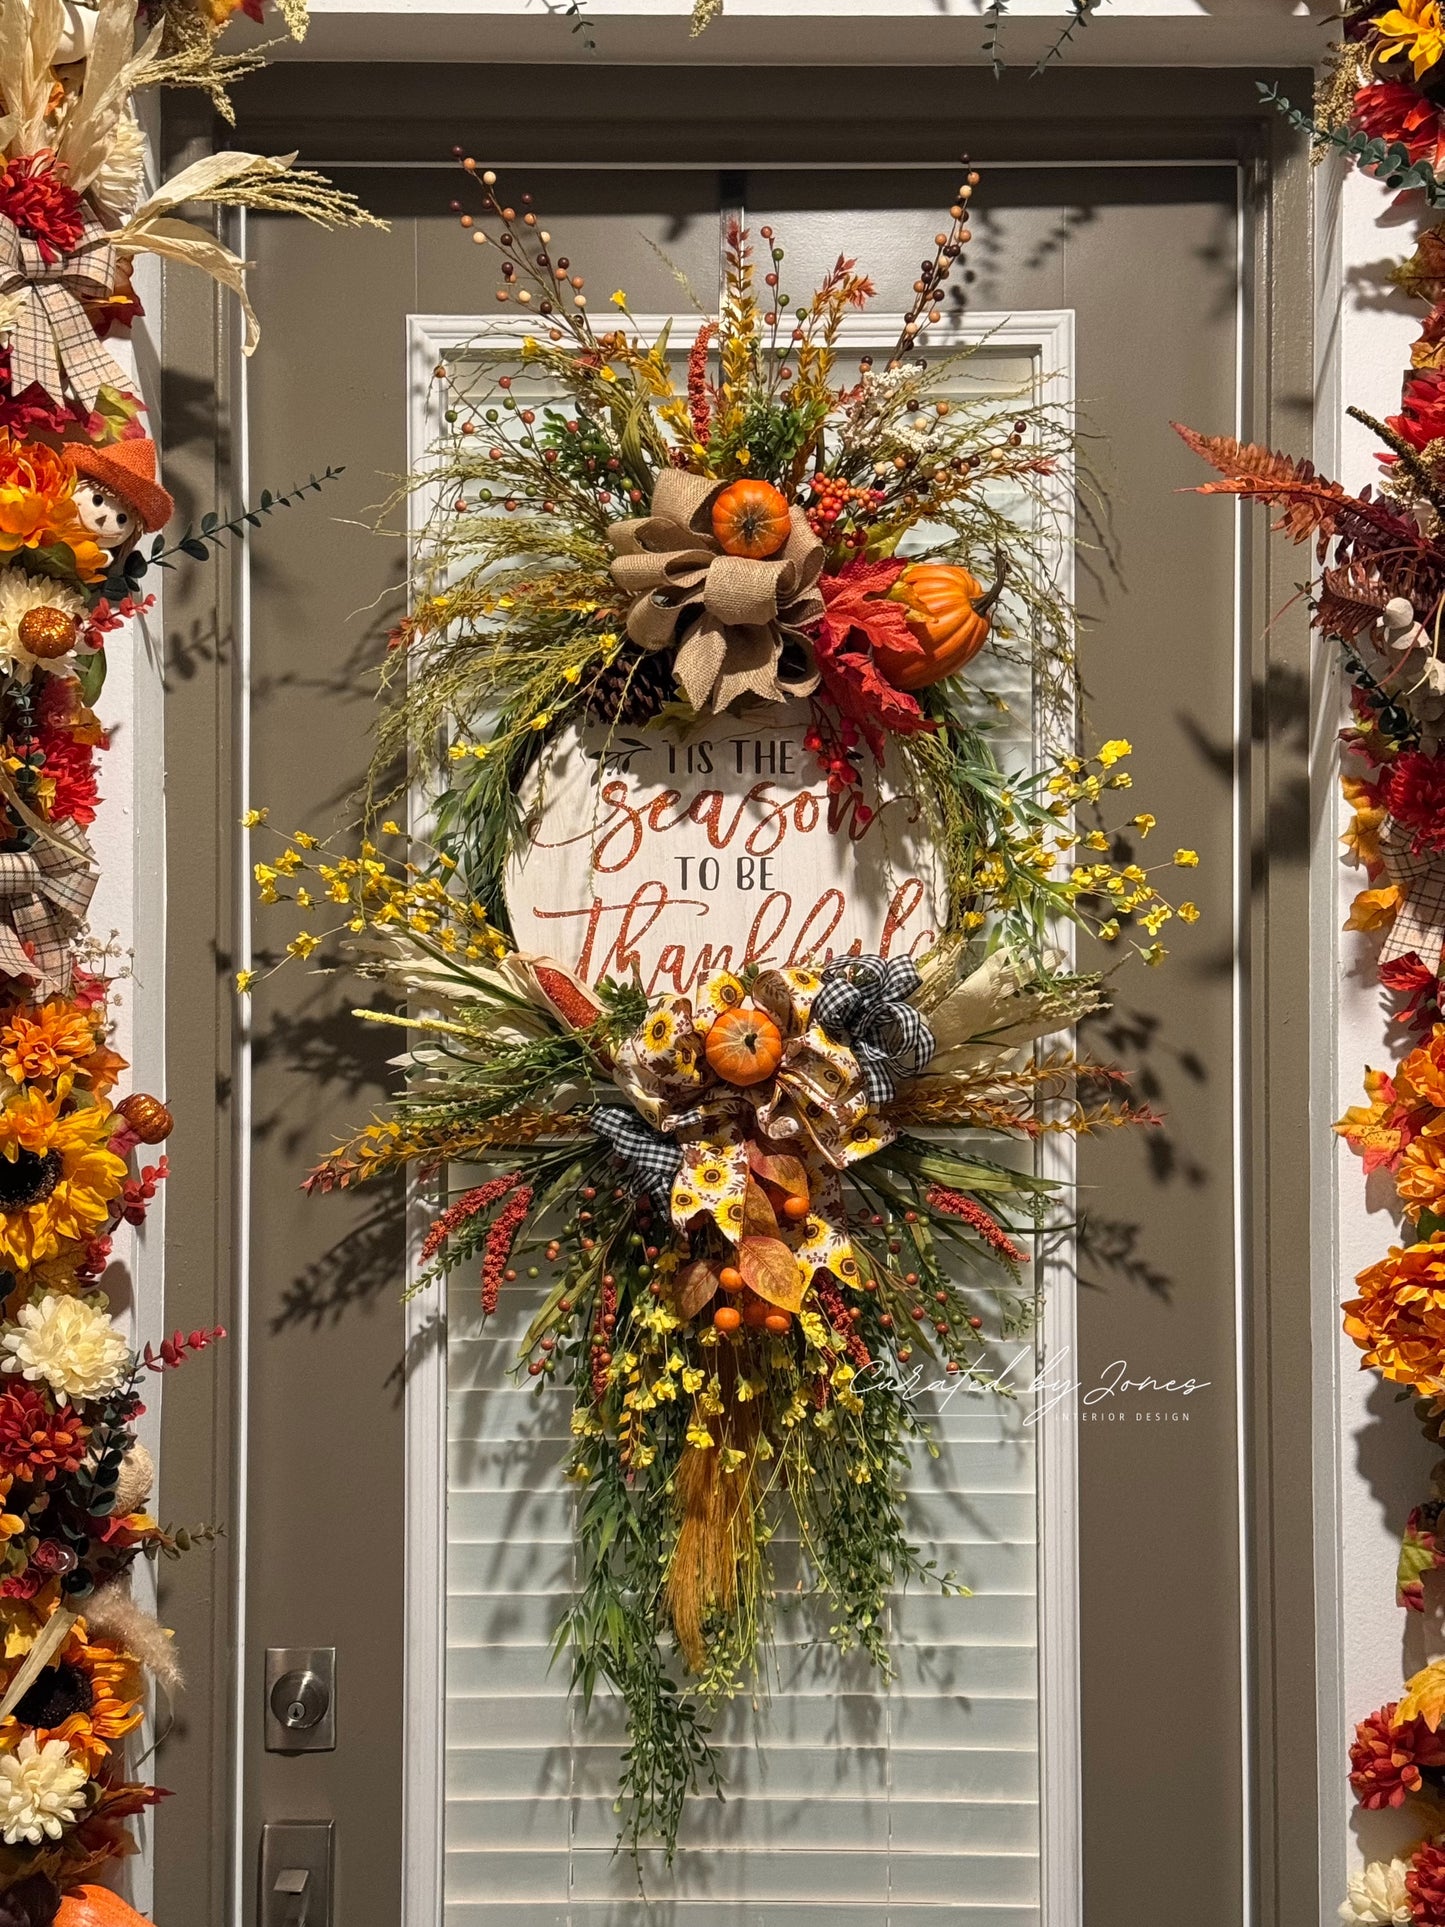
(1318, 561), (1389, 642)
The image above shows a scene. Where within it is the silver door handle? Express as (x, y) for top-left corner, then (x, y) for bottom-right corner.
(260, 1819), (332, 1926)
(274, 1867), (308, 1926)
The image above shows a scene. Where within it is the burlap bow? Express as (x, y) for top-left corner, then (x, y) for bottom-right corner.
(0, 827), (97, 995)
(607, 470), (825, 711)
(1379, 812), (1445, 969)
(0, 212), (125, 410)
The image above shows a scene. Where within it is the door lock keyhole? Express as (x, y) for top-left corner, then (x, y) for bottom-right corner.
(263, 1648), (336, 1753)
(270, 1670), (328, 1732)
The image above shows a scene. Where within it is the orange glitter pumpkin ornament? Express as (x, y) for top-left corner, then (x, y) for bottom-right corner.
(875, 555), (1008, 690)
(710, 479), (792, 559)
(704, 1005), (784, 1086)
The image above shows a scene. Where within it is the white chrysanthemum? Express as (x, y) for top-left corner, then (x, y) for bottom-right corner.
(91, 105), (147, 223)
(0, 1735), (87, 1845)
(1, 1293), (130, 1401)
(1339, 1858), (1412, 1924)
(0, 573), (86, 682)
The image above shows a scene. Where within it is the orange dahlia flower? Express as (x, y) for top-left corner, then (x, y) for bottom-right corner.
(0, 1001), (97, 1089)
(1344, 1231), (1445, 1392)
(1399, 1135), (1445, 1220)
(0, 433), (106, 582)
(1400, 1025), (1445, 1116)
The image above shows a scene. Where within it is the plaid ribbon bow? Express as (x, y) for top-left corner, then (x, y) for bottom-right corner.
(0, 213), (125, 410)
(1378, 812), (1445, 971)
(588, 1104), (684, 1213)
(0, 830), (97, 995)
(812, 955), (935, 1108)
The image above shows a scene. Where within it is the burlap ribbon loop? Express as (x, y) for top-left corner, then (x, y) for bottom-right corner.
(0, 211), (125, 409)
(608, 469), (825, 711)
(0, 829), (97, 995)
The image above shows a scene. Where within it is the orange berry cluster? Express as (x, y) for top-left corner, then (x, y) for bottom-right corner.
(804, 475), (886, 549)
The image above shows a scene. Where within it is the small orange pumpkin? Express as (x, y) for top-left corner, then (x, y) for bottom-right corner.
(713, 1304), (742, 1333)
(704, 1005), (784, 1086)
(710, 479), (792, 559)
(57, 1890), (151, 1927)
(875, 555), (1008, 691)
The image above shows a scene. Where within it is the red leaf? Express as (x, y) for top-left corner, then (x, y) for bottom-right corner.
(812, 560), (933, 758)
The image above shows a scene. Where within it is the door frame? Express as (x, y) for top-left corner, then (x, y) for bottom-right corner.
(155, 63), (1322, 1927)
(401, 304), (1081, 1925)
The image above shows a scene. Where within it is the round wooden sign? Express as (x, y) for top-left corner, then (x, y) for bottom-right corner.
(505, 702), (943, 992)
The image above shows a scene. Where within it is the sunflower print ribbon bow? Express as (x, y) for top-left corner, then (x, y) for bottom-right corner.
(610, 968), (892, 1289)
(606, 470), (825, 712)
(811, 955), (935, 1107)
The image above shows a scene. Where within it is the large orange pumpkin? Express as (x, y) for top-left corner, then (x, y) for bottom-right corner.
(710, 479), (792, 559)
(57, 1890), (151, 1927)
(875, 556), (1007, 690)
(704, 1005), (784, 1086)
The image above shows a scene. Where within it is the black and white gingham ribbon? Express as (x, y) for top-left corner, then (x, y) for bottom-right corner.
(813, 955), (935, 1108)
(588, 1104), (682, 1213)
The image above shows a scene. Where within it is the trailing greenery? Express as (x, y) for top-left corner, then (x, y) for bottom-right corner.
(99, 466), (346, 603)
(1259, 80), (1445, 204)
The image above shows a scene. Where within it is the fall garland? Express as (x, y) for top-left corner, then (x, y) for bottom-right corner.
(1182, 9), (1445, 1920)
(0, 0), (376, 1920)
(250, 157), (1205, 1857)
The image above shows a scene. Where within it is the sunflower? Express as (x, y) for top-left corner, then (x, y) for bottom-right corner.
(0, 1003), (97, 1091)
(1374, 0), (1445, 78)
(0, 1095), (125, 1273)
(0, 573), (89, 688)
(0, 1619), (143, 1777)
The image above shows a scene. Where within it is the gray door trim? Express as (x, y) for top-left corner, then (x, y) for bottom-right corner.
(156, 67), (1317, 1927)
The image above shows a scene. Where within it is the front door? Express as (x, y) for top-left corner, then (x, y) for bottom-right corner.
(154, 63), (1316, 1927)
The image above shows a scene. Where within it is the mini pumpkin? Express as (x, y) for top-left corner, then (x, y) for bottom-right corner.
(118, 1093), (173, 1144)
(704, 1005), (784, 1086)
(57, 1890), (151, 1927)
(710, 479), (792, 559)
(875, 554), (1008, 690)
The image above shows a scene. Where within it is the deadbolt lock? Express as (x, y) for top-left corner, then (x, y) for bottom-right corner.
(263, 1647), (336, 1753)
(271, 1670), (327, 1731)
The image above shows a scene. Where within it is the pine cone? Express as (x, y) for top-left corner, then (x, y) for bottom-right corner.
(1409, 1840), (1445, 1924)
(584, 649), (680, 727)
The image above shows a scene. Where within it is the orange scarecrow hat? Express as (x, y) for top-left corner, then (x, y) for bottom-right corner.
(69, 438), (173, 536)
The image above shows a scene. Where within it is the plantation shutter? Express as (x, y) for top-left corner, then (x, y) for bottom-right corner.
(445, 1285), (1044, 1923)
(433, 320), (1068, 1924)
